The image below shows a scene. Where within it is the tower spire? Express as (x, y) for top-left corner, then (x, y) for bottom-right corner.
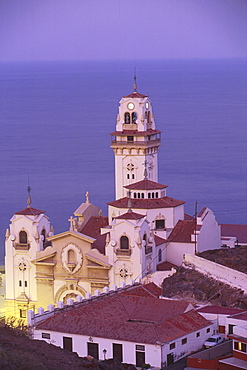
(27, 176), (32, 208)
(133, 68), (137, 92)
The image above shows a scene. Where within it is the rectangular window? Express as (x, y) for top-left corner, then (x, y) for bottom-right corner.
(182, 338), (187, 345)
(136, 345), (145, 351)
(218, 325), (225, 334)
(25, 281), (27, 287)
(196, 332), (200, 337)
(136, 345), (145, 367)
(63, 337), (73, 352)
(127, 136), (134, 142)
(170, 342), (175, 350)
(235, 342), (247, 352)
(113, 343), (123, 362)
(42, 333), (51, 339)
(87, 342), (99, 360)
(155, 219), (165, 229)
(206, 328), (210, 333)
(241, 343), (247, 352)
(20, 309), (26, 318)
(228, 324), (235, 335)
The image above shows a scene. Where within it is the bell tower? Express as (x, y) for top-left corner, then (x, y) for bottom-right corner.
(110, 78), (162, 199)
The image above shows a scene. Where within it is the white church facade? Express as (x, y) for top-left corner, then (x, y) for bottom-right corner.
(5, 81), (223, 319)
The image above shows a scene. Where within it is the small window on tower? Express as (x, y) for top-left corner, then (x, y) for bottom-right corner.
(156, 219), (165, 229)
(132, 174), (135, 179)
(25, 281), (27, 287)
(127, 136), (134, 142)
(132, 112), (137, 124)
(124, 112), (130, 124)
(127, 174), (130, 179)
(19, 230), (27, 244)
(19, 280), (22, 287)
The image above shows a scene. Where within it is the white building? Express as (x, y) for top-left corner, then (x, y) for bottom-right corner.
(29, 282), (214, 368)
(5, 80), (237, 320)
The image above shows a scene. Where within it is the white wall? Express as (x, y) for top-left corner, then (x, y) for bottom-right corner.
(167, 242), (194, 266)
(33, 330), (162, 368)
(161, 324), (216, 368)
(183, 254), (247, 293)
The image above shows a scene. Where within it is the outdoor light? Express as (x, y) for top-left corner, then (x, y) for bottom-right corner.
(103, 348), (107, 360)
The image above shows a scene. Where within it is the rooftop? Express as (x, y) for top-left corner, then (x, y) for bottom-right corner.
(35, 283), (211, 345)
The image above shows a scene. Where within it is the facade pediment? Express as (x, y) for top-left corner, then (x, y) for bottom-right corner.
(48, 230), (95, 243)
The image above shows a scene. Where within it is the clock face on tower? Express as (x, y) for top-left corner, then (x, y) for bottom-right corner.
(127, 102), (135, 110)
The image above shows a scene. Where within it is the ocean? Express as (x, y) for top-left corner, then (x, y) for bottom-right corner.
(0, 59), (246, 264)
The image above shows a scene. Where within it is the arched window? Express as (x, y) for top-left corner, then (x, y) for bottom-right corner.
(156, 192), (159, 198)
(68, 249), (76, 264)
(19, 230), (27, 244)
(41, 229), (46, 249)
(158, 249), (162, 262)
(134, 193), (137, 198)
(141, 193), (144, 199)
(124, 112), (130, 124)
(148, 193), (151, 199)
(143, 233), (147, 246)
(147, 111), (151, 123)
(152, 192), (155, 198)
(138, 193), (140, 199)
(132, 112), (137, 124)
(120, 236), (129, 250)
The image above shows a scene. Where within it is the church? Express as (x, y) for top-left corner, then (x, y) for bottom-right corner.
(5, 80), (223, 319)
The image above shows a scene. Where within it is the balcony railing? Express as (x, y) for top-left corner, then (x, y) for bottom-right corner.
(116, 248), (132, 256)
(111, 138), (161, 147)
(14, 243), (30, 250)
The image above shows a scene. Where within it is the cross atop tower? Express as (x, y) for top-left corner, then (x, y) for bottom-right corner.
(133, 69), (137, 92)
(27, 178), (32, 208)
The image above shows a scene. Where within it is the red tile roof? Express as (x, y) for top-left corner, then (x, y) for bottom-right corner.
(15, 207), (45, 216)
(115, 211), (144, 220)
(35, 286), (211, 345)
(167, 219), (195, 243)
(110, 129), (162, 136)
(156, 261), (178, 271)
(154, 235), (167, 246)
(79, 216), (108, 238)
(91, 233), (108, 254)
(123, 92), (148, 98)
(119, 282), (162, 298)
(108, 196), (185, 210)
(220, 224), (247, 243)
(124, 179), (167, 190)
(197, 305), (245, 315)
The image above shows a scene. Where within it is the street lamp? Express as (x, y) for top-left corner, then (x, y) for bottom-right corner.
(103, 348), (107, 360)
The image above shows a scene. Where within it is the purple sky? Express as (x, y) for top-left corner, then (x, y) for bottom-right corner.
(0, 0), (246, 61)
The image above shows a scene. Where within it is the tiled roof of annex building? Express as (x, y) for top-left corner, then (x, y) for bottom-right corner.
(108, 196), (185, 210)
(167, 219), (201, 243)
(124, 179), (168, 190)
(35, 283), (211, 345)
(197, 305), (246, 316)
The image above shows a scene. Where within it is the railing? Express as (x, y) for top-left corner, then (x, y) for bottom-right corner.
(111, 138), (161, 147)
(14, 243), (30, 250)
(116, 249), (132, 256)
